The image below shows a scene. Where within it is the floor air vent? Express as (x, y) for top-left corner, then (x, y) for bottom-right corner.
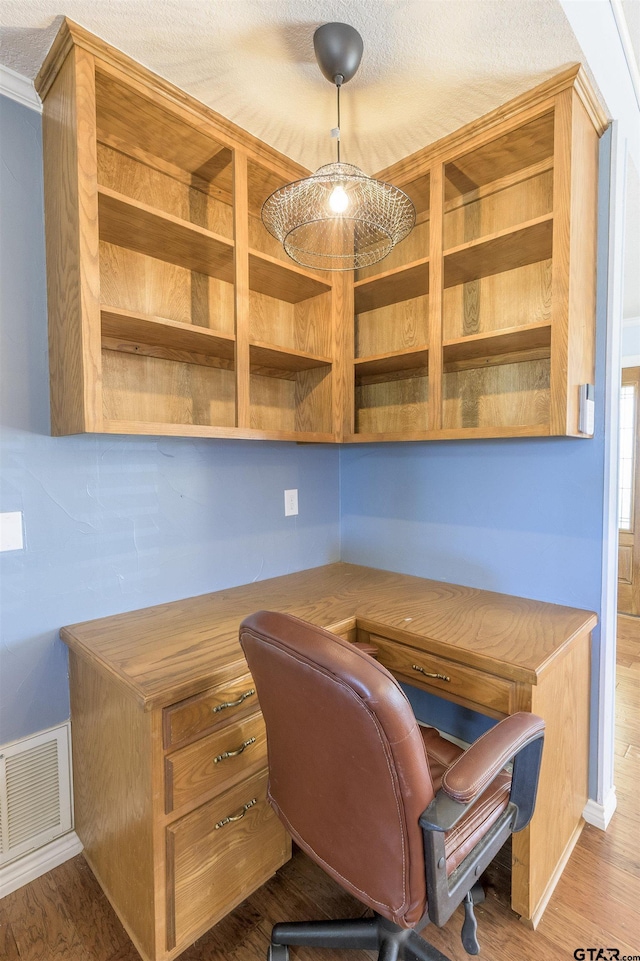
(0, 724), (72, 866)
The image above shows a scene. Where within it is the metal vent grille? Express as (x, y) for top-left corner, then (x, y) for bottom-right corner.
(0, 724), (72, 866)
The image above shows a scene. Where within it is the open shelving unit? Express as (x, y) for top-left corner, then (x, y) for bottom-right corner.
(351, 171), (432, 436)
(347, 83), (603, 440)
(39, 20), (605, 447)
(41, 25), (340, 442)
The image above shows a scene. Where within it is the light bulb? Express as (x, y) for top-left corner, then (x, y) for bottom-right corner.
(329, 184), (349, 213)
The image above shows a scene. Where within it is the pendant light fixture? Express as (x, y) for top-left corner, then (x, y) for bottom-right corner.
(261, 22), (416, 271)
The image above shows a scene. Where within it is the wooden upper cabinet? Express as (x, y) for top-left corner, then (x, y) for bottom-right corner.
(349, 70), (607, 441)
(37, 20), (607, 444)
(37, 19), (340, 443)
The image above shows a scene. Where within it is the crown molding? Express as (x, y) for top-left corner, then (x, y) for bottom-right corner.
(375, 63), (609, 184)
(0, 64), (42, 113)
(34, 17), (310, 183)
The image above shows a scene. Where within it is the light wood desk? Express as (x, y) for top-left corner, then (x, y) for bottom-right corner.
(61, 563), (596, 961)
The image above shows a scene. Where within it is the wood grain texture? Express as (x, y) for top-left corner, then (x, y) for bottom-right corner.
(443, 111), (555, 199)
(443, 169), (553, 248)
(101, 350), (236, 428)
(549, 87), (573, 435)
(355, 374), (429, 434)
(355, 295), (429, 359)
(97, 142), (233, 238)
(428, 162), (445, 431)
(248, 251), (331, 305)
(355, 219), (430, 282)
(369, 633), (514, 717)
(249, 342), (331, 374)
(331, 270), (353, 439)
(512, 632), (590, 920)
(163, 673), (259, 749)
(564, 91), (598, 436)
(442, 323), (551, 370)
(42, 46), (102, 435)
(373, 66), (603, 186)
(69, 651), (157, 961)
(60, 563), (595, 710)
(36, 20), (314, 185)
(40, 22), (600, 446)
(99, 242), (236, 335)
(355, 346), (430, 379)
(14, 618), (637, 961)
(443, 215), (553, 288)
(443, 358), (550, 430)
(94, 68), (232, 186)
(354, 258), (429, 313)
(167, 770), (289, 951)
(165, 711), (267, 814)
(98, 187), (235, 282)
(442, 259), (552, 342)
(101, 308), (235, 360)
(232, 150), (250, 429)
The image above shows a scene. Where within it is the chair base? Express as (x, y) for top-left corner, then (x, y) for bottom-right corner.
(270, 914), (452, 961)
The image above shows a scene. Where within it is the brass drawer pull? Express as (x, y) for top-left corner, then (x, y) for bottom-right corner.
(212, 688), (255, 713)
(214, 737), (256, 764)
(412, 664), (451, 682)
(215, 798), (257, 829)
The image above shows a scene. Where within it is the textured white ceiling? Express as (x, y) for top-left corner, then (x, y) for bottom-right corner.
(0, 1), (595, 174)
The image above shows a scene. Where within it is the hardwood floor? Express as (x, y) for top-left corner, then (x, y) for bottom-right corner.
(1, 617), (639, 961)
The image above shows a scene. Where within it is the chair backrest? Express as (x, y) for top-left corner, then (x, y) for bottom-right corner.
(239, 610), (437, 928)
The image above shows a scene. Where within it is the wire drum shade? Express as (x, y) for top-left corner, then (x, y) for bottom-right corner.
(261, 163), (416, 271)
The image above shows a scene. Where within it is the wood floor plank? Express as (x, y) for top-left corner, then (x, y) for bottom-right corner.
(48, 856), (131, 961)
(0, 920), (20, 961)
(4, 873), (84, 960)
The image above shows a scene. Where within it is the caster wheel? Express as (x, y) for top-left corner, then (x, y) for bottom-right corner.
(267, 945), (289, 961)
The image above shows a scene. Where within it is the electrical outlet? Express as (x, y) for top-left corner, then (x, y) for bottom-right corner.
(0, 512), (24, 551)
(284, 489), (298, 516)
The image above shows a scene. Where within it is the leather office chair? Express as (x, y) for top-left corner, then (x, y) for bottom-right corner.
(240, 611), (545, 961)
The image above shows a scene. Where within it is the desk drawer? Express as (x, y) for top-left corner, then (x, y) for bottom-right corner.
(369, 634), (513, 716)
(163, 673), (258, 749)
(165, 711), (267, 813)
(166, 768), (290, 951)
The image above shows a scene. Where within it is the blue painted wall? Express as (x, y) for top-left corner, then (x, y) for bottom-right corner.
(339, 134), (611, 782)
(0, 96), (340, 746)
(0, 93), (610, 803)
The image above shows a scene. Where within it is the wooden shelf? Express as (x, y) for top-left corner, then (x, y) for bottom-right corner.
(101, 307), (235, 360)
(443, 323), (551, 371)
(41, 21), (601, 444)
(444, 111), (555, 200)
(98, 186), (235, 282)
(354, 346), (429, 380)
(249, 341), (332, 375)
(354, 258), (430, 314)
(248, 250), (331, 304)
(444, 215), (553, 288)
(443, 158), (554, 215)
(103, 419), (336, 443)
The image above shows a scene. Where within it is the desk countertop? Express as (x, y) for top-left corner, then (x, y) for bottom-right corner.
(60, 563), (597, 710)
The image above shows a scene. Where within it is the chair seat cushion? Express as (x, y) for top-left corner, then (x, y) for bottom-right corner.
(420, 726), (511, 876)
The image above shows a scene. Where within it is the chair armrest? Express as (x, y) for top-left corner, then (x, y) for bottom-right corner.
(420, 712), (545, 834)
(442, 712), (545, 804)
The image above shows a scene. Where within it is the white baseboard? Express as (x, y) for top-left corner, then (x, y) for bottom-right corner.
(0, 830), (83, 898)
(583, 788), (617, 831)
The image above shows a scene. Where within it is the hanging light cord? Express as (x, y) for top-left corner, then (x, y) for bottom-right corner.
(335, 78), (343, 163)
